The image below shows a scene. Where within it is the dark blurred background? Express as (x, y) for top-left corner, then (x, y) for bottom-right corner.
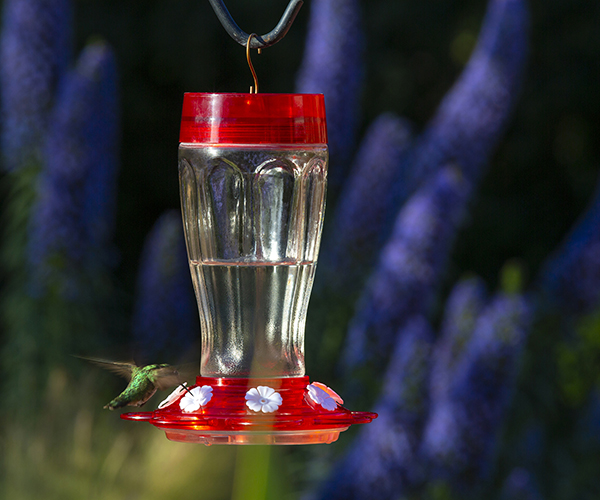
(73, 0), (598, 295)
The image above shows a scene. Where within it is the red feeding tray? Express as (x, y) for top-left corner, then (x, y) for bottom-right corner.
(122, 376), (377, 445)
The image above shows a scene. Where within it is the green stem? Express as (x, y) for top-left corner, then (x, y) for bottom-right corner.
(231, 446), (271, 500)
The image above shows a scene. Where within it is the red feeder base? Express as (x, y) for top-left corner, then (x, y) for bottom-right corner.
(121, 376), (377, 445)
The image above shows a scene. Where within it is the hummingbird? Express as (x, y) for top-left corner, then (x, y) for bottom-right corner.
(79, 357), (188, 410)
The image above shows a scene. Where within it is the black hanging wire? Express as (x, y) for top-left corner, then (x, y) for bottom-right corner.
(208, 0), (304, 49)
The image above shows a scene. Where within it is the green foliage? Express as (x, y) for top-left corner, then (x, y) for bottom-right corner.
(490, 306), (600, 500)
(0, 163), (115, 416)
(0, 368), (239, 500)
(422, 482), (457, 500)
(500, 259), (526, 295)
(557, 312), (600, 407)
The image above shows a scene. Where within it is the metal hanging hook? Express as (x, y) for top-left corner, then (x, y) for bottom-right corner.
(208, 0), (304, 49)
(246, 34), (261, 93)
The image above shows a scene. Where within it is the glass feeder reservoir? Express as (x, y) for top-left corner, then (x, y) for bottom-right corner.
(122, 93), (377, 445)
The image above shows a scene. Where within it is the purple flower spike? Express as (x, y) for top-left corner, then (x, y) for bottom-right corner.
(296, 0), (364, 188)
(132, 211), (197, 363)
(341, 165), (471, 374)
(319, 113), (413, 294)
(78, 43), (120, 262)
(430, 277), (488, 402)
(0, 0), (72, 171)
(315, 316), (433, 500)
(500, 468), (544, 500)
(408, 0), (529, 186)
(421, 293), (532, 485)
(28, 41), (119, 296)
(539, 176), (600, 315)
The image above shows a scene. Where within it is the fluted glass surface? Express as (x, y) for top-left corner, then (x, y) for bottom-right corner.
(179, 145), (328, 377)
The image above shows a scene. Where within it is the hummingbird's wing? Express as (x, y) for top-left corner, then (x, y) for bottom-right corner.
(152, 366), (190, 390)
(76, 356), (135, 380)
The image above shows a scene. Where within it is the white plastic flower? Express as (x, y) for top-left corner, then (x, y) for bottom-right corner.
(307, 383), (342, 411)
(158, 383), (189, 409)
(245, 386), (283, 413)
(179, 385), (213, 413)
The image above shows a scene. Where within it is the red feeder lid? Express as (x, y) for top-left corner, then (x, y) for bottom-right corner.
(179, 93), (327, 145)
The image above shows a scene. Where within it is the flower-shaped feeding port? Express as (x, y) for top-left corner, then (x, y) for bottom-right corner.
(180, 385), (213, 412)
(121, 93), (377, 445)
(158, 383), (189, 409)
(245, 386), (282, 413)
(307, 383), (339, 411)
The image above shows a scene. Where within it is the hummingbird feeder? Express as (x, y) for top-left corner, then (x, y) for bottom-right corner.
(121, 0), (377, 445)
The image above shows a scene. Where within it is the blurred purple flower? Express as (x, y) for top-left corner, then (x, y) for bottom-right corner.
(539, 175), (600, 315)
(296, 0), (364, 189)
(341, 165), (471, 375)
(319, 113), (413, 294)
(28, 41), (119, 296)
(430, 277), (488, 402)
(79, 43), (120, 259)
(316, 316), (433, 500)
(132, 211), (197, 363)
(500, 468), (544, 500)
(315, 0), (529, 298)
(0, 0), (72, 171)
(408, 0), (529, 186)
(421, 293), (532, 484)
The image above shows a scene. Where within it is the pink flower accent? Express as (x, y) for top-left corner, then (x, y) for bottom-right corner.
(312, 381), (344, 404)
(307, 383), (340, 411)
(158, 384), (189, 409)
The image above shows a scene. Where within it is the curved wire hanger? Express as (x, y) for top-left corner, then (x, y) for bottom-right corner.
(208, 0), (304, 49)
(246, 34), (260, 93)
